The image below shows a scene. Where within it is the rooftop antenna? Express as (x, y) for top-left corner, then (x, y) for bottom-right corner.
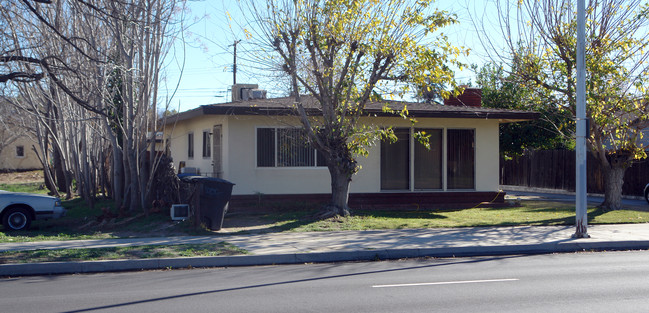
(230, 40), (242, 85)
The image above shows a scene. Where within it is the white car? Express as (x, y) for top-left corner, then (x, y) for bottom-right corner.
(0, 190), (66, 231)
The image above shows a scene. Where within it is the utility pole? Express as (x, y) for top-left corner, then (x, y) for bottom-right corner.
(574, 0), (590, 238)
(231, 40), (241, 85)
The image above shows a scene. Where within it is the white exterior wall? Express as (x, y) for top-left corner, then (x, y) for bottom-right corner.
(166, 114), (229, 176)
(167, 114), (501, 195)
(227, 116), (331, 195)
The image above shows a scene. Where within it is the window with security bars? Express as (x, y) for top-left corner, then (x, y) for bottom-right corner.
(257, 128), (326, 167)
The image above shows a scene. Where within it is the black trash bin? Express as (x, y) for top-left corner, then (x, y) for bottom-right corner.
(180, 176), (235, 231)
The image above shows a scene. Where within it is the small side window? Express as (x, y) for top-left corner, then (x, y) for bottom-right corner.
(187, 132), (194, 159)
(202, 130), (211, 158)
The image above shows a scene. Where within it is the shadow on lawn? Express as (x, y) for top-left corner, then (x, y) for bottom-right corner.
(484, 206), (609, 227)
(222, 208), (450, 234)
(221, 204), (616, 233)
(351, 209), (449, 220)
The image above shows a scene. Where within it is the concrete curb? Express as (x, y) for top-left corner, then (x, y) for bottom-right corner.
(3, 240), (649, 277)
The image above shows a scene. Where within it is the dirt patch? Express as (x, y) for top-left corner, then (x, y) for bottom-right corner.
(0, 170), (43, 185)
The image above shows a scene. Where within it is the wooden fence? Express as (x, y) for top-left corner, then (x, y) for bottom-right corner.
(500, 150), (649, 197)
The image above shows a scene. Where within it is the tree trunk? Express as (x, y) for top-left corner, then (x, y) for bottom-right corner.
(599, 154), (631, 210)
(320, 145), (356, 218)
(127, 147), (140, 211)
(113, 147), (124, 208)
(327, 165), (352, 217)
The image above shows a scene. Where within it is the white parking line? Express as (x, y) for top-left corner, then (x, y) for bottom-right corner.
(372, 278), (519, 288)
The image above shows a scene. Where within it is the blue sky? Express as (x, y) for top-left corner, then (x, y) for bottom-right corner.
(161, 0), (496, 113)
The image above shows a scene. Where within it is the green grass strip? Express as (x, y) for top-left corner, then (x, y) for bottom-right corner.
(0, 242), (247, 264)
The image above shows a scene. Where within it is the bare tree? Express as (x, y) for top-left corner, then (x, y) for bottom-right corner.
(1, 0), (186, 214)
(0, 98), (33, 163)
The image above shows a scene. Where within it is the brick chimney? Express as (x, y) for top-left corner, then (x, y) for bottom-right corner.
(443, 87), (482, 107)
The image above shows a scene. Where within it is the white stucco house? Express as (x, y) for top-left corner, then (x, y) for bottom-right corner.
(164, 88), (538, 210)
(0, 131), (41, 172)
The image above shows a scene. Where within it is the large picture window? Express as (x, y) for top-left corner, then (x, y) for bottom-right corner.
(447, 129), (475, 189)
(380, 127), (474, 191)
(257, 128), (326, 168)
(414, 128), (443, 190)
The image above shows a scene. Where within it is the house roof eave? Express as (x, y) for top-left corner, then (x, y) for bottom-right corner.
(164, 96), (540, 122)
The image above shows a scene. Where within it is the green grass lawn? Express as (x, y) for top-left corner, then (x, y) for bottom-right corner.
(2, 179), (648, 242)
(0, 242), (247, 264)
(250, 201), (649, 232)
(1, 179), (648, 263)
(0, 182), (48, 194)
(0, 196), (212, 243)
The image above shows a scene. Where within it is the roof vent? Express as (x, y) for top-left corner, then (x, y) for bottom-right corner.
(443, 87), (482, 107)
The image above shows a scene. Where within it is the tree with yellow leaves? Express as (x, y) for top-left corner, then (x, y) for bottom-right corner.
(240, 0), (464, 217)
(474, 0), (649, 210)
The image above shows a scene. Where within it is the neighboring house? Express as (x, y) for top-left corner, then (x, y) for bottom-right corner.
(0, 100), (41, 172)
(164, 87), (538, 209)
(0, 133), (41, 171)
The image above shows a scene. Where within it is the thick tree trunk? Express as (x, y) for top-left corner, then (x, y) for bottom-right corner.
(319, 145), (356, 218)
(328, 166), (351, 217)
(599, 154), (631, 210)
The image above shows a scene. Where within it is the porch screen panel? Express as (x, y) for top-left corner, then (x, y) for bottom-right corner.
(316, 150), (327, 167)
(257, 128), (275, 167)
(277, 128), (314, 167)
(414, 128), (442, 189)
(447, 129), (475, 189)
(381, 128), (410, 190)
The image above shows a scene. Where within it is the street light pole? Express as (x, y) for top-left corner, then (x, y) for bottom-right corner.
(574, 0), (590, 238)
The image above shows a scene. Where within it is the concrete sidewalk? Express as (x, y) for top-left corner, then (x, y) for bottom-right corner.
(2, 224), (649, 276)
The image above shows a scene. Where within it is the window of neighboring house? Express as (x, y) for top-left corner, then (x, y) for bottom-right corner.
(202, 130), (211, 158)
(256, 127), (326, 167)
(15, 145), (25, 158)
(187, 132), (194, 159)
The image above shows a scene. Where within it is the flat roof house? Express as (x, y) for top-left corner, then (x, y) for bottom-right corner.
(164, 88), (538, 210)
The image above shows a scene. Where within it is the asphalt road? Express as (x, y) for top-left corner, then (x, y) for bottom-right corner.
(2, 250), (649, 313)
